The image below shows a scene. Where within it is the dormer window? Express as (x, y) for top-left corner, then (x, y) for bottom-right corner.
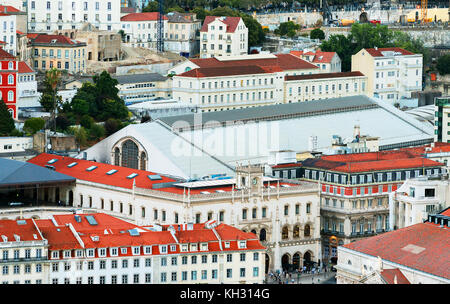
(224, 242), (230, 248)
(98, 248), (106, 257)
(86, 249), (95, 257)
(63, 250), (71, 258)
(180, 244), (188, 252)
(238, 241), (247, 249)
(170, 245), (176, 252)
(51, 251), (59, 259)
(144, 246), (152, 255)
(190, 243), (197, 251)
(110, 248), (118, 256)
(132, 247), (140, 255)
(200, 243), (208, 251)
(121, 248), (127, 255)
(159, 245), (167, 254)
(75, 250), (83, 258)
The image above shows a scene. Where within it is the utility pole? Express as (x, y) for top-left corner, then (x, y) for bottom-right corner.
(157, 0), (164, 53)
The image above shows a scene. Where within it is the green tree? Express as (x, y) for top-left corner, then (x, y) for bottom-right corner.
(104, 118), (122, 136)
(436, 54), (450, 75)
(321, 34), (354, 71)
(310, 28), (325, 40)
(73, 126), (87, 147)
(23, 117), (45, 135)
(88, 123), (106, 140)
(274, 21), (300, 38)
(0, 99), (15, 136)
(56, 114), (72, 131)
(80, 114), (94, 129)
(142, 1), (159, 12)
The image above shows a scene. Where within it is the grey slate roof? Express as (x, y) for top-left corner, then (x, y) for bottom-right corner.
(158, 95), (377, 128)
(113, 73), (168, 85)
(0, 158), (75, 187)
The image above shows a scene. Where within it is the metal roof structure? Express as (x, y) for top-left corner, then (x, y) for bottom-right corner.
(79, 96), (433, 178)
(112, 73), (167, 85)
(0, 158), (75, 187)
(404, 105), (435, 126)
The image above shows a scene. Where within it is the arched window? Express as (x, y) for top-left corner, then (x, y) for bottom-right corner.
(185, 66), (191, 72)
(114, 147), (120, 166)
(8, 74), (14, 84)
(8, 90), (13, 101)
(304, 224), (311, 237)
(8, 61), (13, 70)
(121, 140), (139, 169)
(8, 108), (13, 117)
(259, 228), (266, 242)
(293, 225), (300, 238)
(140, 152), (146, 170)
(282, 226), (289, 240)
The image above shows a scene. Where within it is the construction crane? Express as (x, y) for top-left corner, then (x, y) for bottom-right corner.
(156, 0), (164, 53)
(421, 0), (428, 23)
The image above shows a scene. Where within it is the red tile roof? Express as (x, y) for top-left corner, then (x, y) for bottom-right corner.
(0, 5), (21, 13)
(30, 213), (265, 254)
(0, 47), (15, 59)
(365, 47), (416, 57)
(16, 30), (24, 35)
(27, 153), (178, 190)
(380, 269), (411, 284)
(200, 16), (242, 33)
(18, 61), (34, 74)
(440, 208), (450, 217)
(285, 71), (365, 81)
(121, 12), (167, 21)
(343, 222), (450, 279)
(30, 34), (84, 45)
(0, 219), (44, 243)
(178, 64), (282, 78)
(189, 53), (318, 72)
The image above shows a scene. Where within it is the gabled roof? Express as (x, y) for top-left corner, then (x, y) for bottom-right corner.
(343, 222), (450, 279)
(0, 5), (21, 13)
(18, 61), (34, 74)
(0, 48), (15, 60)
(121, 12), (167, 22)
(364, 47), (416, 57)
(0, 219), (44, 243)
(290, 50), (337, 64)
(0, 157), (75, 187)
(380, 269), (411, 284)
(178, 65), (281, 78)
(30, 34), (85, 46)
(189, 53), (318, 72)
(200, 16), (242, 33)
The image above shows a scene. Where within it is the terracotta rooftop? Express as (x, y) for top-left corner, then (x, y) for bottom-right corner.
(189, 53), (318, 72)
(380, 269), (411, 284)
(18, 61), (34, 74)
(365, 47), (416, 57)
(200, 16), (242, 33)
(30, 34), (85, 46)
(178, 64), (283, 78)
(290, 50), (337, 64)
(0, 47), (15, 59)
(343, 221), (450, 279)
(121, 12), (167, 22)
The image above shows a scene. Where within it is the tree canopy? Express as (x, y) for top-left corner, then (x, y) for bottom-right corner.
(436, 54), (450, 75)
(274, 21), (300, 38)
(0, 99), (15, 136)
(310, 28), (325, 40)
(321, 23), (430, 72)
(23, 117), (45, 135)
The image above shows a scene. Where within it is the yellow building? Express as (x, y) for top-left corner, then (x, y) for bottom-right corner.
(29, 34), (87, 74)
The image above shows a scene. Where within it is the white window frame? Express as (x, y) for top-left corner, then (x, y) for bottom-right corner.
(98, 248), (107, 257)
(110, 247), (118, 257)
(144, 246), (152, 255)
(132, 247), (140, 255)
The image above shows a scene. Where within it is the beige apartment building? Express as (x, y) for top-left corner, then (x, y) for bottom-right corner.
(55, 23), (122, 62)
(200, 16), (248, 58)
(352, 47), (422, 103)
(283, 72), (367, 103)
(29, 34), (87, 74)
(166, 12), (201, 57)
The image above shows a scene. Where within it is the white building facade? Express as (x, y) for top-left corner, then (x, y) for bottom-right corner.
(200, 16), (248, 59)
(27, 0), (121, 33)
(0, 14), (16, 56)
(352, 47), (423, 103)
(389, 176), (450, 230)
(120, 12), (168, 50)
